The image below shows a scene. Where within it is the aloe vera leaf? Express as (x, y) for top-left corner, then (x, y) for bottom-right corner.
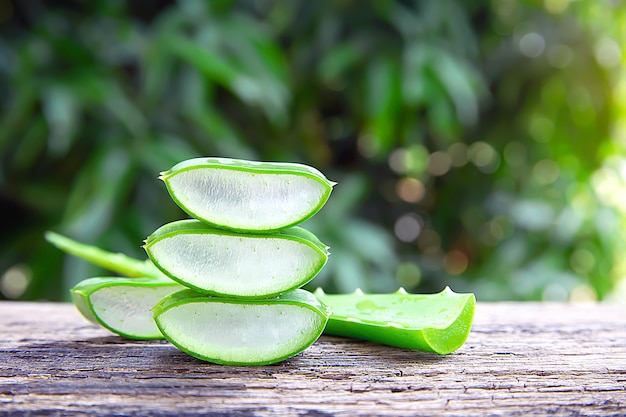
(159, 157), (336, 232)
(71, 277), (185, 340)
(46, 233), (474, 353)
(315, 287), (476, 355)
(144, 219), (330, 298)
(45, 231), (164, 278)
(153, 288), (330, 365)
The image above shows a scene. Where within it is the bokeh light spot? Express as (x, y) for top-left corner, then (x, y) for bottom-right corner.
(396, 262), (422, 288)
(394, 213), (423, 243)
(544, 0), (570, 14)
(388, 148), (407, 174)
(594, 37), (622, 69)
(396, 177), (425, 203)
(570, 284), (598, 302)
(448, 142), (469, 167)
(443, 250), (469, 275)
(519, 32), (546, 58)
(542, 283), (569, 301)
(388, 146), (429, 176)
(533, 159), (560, 185)
(427, 151), (452, 176)
(570, 248), (596, 275)
(469, 141), (500, 173)
(1, 265), (31, 299)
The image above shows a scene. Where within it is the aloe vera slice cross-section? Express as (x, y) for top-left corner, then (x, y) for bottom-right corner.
(144, 219), (330, 298)
(315, 287), (475, 355)
(153, 288), (329, 365)
(159, 157), (336, 232)
(71, 277), (185, 340)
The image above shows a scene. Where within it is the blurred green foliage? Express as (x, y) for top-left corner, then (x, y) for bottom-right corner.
(2, 0), (626, 302)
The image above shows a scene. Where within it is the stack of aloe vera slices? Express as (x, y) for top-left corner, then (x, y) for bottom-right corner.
(146, 157), (335, 365)
(51, 157), (476, 365)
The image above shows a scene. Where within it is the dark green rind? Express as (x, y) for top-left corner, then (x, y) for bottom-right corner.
(45, 231), (164, 279)
(317, 287), (475, 355)
(153, 288), (329, 366)
(143, 219), (330, 299)
(70, 276), (184, 340)
(159, 157), (335, 233)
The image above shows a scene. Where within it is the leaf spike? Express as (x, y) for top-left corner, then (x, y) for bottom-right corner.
(353, 288), (364, 295)
(313, 287), (326, 296)
(395, 287), (408, 294)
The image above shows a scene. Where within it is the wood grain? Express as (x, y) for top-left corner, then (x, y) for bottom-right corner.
(1, 301), (625, 416)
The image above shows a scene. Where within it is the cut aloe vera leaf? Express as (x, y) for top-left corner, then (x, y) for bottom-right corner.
(45, 231), (164, 279)
(315, 287), (475, 355)
(71, 277), (185, 340)
(153, 288), (329, 365)
(144, 219), (330, 298)
(159, 157), (336, 232)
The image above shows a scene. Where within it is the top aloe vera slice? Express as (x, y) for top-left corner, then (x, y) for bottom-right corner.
(315, 287), (475, 355)
(159, 157), (336, 232)
(144, 219), (329, 298)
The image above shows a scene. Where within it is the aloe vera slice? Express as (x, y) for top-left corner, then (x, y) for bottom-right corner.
(144, 219), (330, 298)
(153, 288), (329, 365)
(159, 157), (335, 232)
(315, 287), (475, 355)
(71, 277), (185, 340)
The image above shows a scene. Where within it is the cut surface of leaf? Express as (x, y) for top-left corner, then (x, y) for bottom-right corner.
(316, 287), (475, 355)
(71, 277), (184, 340)
(144, 219), (329, 298)
(159, 157), (335, 232)
(153, 289), (329, 365)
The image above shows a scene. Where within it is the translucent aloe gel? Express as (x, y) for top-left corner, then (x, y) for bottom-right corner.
(144, 220), (330, 298)
(153, 289), (329, 365)
(71, 277), (184, 339)
(159, 157), (336, 232)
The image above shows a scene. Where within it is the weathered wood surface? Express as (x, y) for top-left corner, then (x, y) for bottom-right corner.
(1, 301), (625, 417)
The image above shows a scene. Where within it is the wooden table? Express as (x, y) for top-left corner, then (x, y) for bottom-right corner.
(1, 301), (624, 416)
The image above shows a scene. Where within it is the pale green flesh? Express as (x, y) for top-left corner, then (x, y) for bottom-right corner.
(316, 287), (476, 355)
(145, 226), (327, 298)
(71, 277), (184, 339)
(161, 159), (333, 231)
(154, 289), (329, 365)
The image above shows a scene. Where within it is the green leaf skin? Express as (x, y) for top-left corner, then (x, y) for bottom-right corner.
(144, 219), (330, 298)
(71, 277), (185, 340)
(45, 231), (164, 279)
(315, 287), (475, 355)
(159, 157), (336, 232)
(153, 288), (330, 366)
